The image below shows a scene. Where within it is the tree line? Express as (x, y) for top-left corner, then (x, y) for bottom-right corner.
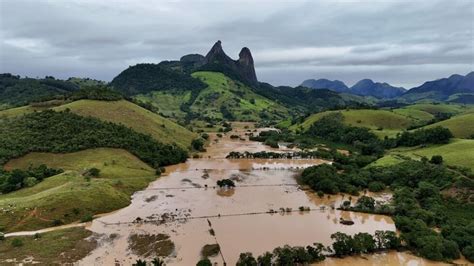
(231, 230), (400, 266)
(0, 164), (63, 194)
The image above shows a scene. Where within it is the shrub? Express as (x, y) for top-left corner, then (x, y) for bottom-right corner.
(11, 238), (23, 247)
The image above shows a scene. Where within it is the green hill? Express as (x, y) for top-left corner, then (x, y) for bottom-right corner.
(1, 148), (156, 232)
(0, 74), (79, 109)
(0, 99), (197, 149)
(137, 71), (289, 122)
(402, 103), (471, 115)
(293, 109), (415, 138)
(371, 139), (474, 170)
(54, 100), (196, 149)
(422, 113), (474, 138)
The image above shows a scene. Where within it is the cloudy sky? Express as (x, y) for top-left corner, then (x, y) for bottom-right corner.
(1, 0), (473, 88)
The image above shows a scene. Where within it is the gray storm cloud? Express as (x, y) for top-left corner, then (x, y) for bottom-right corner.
(0, 0), (473, 88)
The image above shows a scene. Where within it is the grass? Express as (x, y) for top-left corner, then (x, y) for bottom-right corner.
(0, 148), (156, 232)
(367, 154), (407, 168)
(190, 71), (288, 121)
(292, 109), (415, 138)
(403, 103), (471, 115)
(135, 90), (191, 119)
(373, 139), (474, 170)
(392, 108), (434, 123)
(0, 227), (96, 264)
(422, 113), (474, 138)
(54, 99), (197, 149)
(0, 105), (45, 119)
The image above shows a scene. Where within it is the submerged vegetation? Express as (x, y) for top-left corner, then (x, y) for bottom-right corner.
(235, 230), (400, 265)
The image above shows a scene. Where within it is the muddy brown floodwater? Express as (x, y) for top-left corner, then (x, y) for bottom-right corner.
(79, 123), (450, 266)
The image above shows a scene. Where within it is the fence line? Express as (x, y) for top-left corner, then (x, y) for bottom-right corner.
(95, 207), (330, 226)
(145, 183), (301, 191)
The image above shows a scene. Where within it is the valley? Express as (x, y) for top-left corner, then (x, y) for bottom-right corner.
(0, 39), (472, 266)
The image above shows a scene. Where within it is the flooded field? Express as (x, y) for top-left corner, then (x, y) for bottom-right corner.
(78, 123), (442, 265)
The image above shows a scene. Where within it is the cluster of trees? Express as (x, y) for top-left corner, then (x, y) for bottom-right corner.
(390, 126), (453, 147)
(0, 73), (80, 108)
(233, 230), (400, 266)
(301, 158), (454, 196)
(110, 63), (206, 96)
(339, 195), (394, 215)
(191, 138), (205, 152)
(0, 164), (63, 193)
(68, 85), (123, 101)
(301, 157), (474, 262)
(0, 110), (188, 168)
(308, 113), (384, 156)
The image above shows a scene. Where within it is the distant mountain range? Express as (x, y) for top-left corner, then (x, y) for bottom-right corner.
(301, 72), (473, 102)
(301, 78), (406, 99)
(401, 72), (474, 103)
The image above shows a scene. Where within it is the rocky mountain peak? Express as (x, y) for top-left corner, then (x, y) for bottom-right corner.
(201, 41), (258, 86)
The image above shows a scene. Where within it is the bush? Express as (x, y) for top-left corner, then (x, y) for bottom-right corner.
(196, 258), (212, 266)
(11, 238), (23, 247)
(81, 214), (94, 222)
(368, 181), (385, 192)
(430, 155), (443, 165)
(192, 138), (205, 151)
(216, 179), (235, 188)
(201, 244), (220, 257)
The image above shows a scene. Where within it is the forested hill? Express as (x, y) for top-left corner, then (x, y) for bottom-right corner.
(0, 110), (187, 168)
(110, 41), (372, 123)
(0, 74), (80, 109)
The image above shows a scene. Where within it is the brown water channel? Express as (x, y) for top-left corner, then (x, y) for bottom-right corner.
(79, 123), (447, 266)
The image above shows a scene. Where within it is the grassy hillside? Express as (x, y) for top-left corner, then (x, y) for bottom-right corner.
(137, 71), (289, 123)
(403, 103), (471, 115)
(0, 148), (156, 232)
(371, 139), (474, 170)
(0, 74), (79, 108)
(421, 113), (474, 138)
(190, 71), (288, 121)
(392, 108), (434, 123)
(135, 90), (191, 119)
(0, 227), (96, 264)
(293, 109), (414, 138)
(0, 99), (195, 149)
(54, 100), (196, 148)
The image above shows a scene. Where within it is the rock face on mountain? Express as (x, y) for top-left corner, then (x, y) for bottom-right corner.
(301, 79), (349, 93)
(351, 79), (406, 99)
(200, 40), (258, 86)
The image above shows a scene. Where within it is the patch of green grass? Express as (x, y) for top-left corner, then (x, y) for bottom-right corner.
(367, 154), (407, 168)
(392, 108), (434, 123)
(389, 139), (474, 170)
(54, 99), (196, 149)
(0, 105), (45, 119)
(135, 90), (191, 119)
(404, 103), (471, 115)
(0, 227), (96, 264)
(422, 113), (474, 138)
(0, 148), (156, 232)
(293, 109), (414, 132)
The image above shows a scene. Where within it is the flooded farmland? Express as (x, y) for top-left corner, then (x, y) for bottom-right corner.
(79, 123), (444, 265)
